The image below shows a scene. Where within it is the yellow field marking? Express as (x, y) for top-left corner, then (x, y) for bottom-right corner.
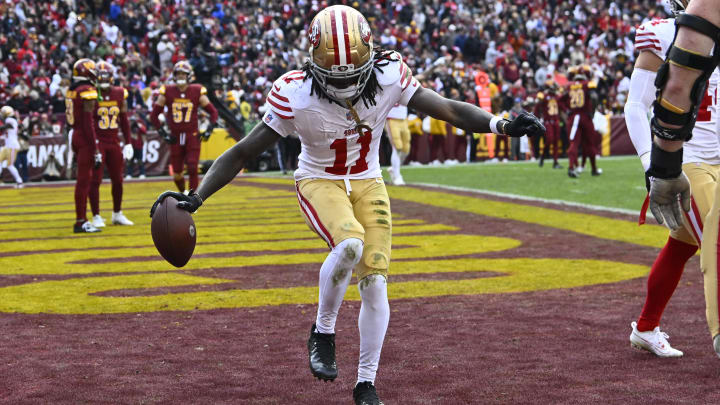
(0, 233), (512, 276)
(0, 258), (646, 314)
(0, 223), (452, 254)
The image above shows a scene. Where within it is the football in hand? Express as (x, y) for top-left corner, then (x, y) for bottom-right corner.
(151, 196), (197, 267)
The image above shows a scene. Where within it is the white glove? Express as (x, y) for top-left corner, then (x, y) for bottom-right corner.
(123, 143), (134, 160)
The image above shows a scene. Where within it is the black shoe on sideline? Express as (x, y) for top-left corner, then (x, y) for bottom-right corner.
(353, 381), (384, 405)
(568, 168), (578, 178)
(307, 323), (337, 381)
(553, 162), (562, 169)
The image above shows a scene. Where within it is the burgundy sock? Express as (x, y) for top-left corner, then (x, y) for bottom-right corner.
(637, 237), (698, 332)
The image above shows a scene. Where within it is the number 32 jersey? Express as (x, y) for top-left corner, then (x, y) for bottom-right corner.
(263, 53), (420, 181)
(635, 18), (720, 164)
(159, 84), (207, 135)
(94, 86), (128, 144)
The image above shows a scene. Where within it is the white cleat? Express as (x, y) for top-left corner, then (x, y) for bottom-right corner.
(394, 171), (406, 186)
(125, 175), (132, 180)
(629, 322), (683, 357)
(139, 174), (146, 179)
(576, 166), (584, 173)
(112, 211), (134, 226)
(91, 214), (106, 228)
(74, 221), (101, 233)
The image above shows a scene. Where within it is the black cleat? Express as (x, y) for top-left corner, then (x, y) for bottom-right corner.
(353, 382), (384, 405)
(308, 323), (337, 381)
(567, 168), (578, 178)
(553, 162), (562, 169)
(592, 168), (603, 176)
(538, 158), (544, 167)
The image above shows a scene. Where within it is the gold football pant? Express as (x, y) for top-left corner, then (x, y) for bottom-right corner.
(295, 178), (392, 280)
(682, 163), (719, 339)
(386, 118), (411, 154)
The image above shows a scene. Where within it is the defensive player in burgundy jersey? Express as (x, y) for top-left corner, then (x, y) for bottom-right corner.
(625, 0), (720, 358)
(564, 65), (600, 178)
(66, 58), (102, 233)
(89, 61), (134, 228)
(150, 61), (218, 192)
(151, 6), (543, 404)
(534, 81), (564, 169)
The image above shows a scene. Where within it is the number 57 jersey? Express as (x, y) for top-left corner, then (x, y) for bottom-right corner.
(263, 54), (420, 181)
(159, 83), (207, 136)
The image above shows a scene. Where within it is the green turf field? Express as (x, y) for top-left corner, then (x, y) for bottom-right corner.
(382, 156), (647, 212)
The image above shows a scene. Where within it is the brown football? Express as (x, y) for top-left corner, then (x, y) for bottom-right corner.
(151, 196), (197, 267)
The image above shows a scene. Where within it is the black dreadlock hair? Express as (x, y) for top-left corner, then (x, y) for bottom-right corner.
(302, 47), (397, 109)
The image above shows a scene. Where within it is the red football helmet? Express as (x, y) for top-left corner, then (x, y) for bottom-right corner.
(73, 58), (97, 82)
(172, 61), (193, 85)
(96, 61), (114, 90)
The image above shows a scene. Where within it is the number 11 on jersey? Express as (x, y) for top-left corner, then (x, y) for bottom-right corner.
(325, 130), (372, 175)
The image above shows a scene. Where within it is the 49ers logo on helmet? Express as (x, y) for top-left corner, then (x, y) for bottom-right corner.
(309, 19), (321, 48)
(359, 18), (372, 45)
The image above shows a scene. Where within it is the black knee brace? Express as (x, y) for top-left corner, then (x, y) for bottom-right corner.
(651, 13), (720, 142)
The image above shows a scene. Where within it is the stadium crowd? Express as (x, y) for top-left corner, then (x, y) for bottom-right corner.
(0, 0), (676, 176)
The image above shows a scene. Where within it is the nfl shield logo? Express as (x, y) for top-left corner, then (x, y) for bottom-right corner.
(264, 114), (274, 124)
(346, 111), (353, 121)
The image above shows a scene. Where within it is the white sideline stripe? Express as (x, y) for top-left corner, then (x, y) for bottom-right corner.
(412, 182), (640, 216)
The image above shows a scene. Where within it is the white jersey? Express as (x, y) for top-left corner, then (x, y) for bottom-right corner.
(635, 18), (720, 164)
(2, 116), (19, 150)
(263, 53), (420, 181)
(387, 103), (408, 120)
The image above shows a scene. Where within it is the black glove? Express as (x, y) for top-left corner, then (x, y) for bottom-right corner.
(150, 190), (203, 217)
(201, 122), (216, 141)
(501, 112), (546, 138)
(159, 127), (176, 144)
(94, 150), (103, 169)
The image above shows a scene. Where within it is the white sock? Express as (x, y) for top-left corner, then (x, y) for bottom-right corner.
(7, 165), (22, 184)
(390, 147), (401, 176)
(357, 274), (390, 385)
(315, 238), (363, 334)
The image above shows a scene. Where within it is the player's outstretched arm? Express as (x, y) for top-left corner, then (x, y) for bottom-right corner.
(150, 122), (282, 216)
(407, 87), (545, 138)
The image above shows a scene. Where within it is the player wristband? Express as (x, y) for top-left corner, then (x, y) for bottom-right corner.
(489, 116), (507, 135)
(646, 143), (683, 179)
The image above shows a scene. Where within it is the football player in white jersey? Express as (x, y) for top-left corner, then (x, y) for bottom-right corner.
(151, 5), (543, 404)
(0, 106), (24, 188)
(625, 0), (720, 357)
(385, 103), (410, 185)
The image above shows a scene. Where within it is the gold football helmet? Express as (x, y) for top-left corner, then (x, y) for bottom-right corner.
(173, 61), (194, 86)
(0, 106), (14, 118)
(96, 61), (114, 90)
(308, 5), (374, 101)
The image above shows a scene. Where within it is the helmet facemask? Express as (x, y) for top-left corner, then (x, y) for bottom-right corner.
(668, 0), (690, 15)
(309, 52), (375, 102)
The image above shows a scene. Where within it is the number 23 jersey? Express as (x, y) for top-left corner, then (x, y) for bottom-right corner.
(263, 53), (420, 181)
(159, 84), (207, 135)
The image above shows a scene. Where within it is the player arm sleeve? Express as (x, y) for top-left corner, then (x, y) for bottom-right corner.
(623, 68), (657, 171)
(202, 100), (218, 124)
(262, 79), (296, 137)
(119, 111), (131, 144)
(150, 104), (163, 129)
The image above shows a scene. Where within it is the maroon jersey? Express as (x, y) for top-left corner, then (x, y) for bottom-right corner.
(65, 82), (98, 145)
(159, 83), (207, 134)
(94, 86), (128, 144)
(535, 92), (563, 122)
(565, 80), (596, 116)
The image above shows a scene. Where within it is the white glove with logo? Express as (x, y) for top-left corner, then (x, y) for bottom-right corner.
(122, 144), (134, 160)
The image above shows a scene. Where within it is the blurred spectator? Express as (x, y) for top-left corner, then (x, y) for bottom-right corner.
(0, 0), (672, 168)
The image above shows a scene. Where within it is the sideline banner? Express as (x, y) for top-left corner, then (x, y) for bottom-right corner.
(2, 133), (169, 182)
